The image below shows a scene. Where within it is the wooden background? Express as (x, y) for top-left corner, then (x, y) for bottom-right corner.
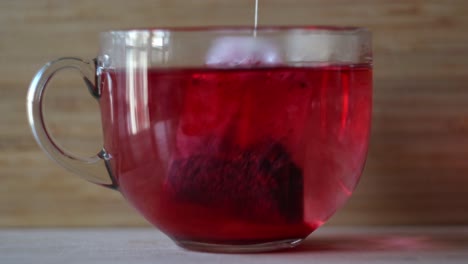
(1, 0), (468, 227)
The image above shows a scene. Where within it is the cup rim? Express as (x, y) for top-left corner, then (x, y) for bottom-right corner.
(102, 25), (370, 35)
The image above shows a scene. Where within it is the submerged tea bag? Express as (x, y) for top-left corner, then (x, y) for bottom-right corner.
(167, 139), (303, 223)
(165, 36), (311, 223)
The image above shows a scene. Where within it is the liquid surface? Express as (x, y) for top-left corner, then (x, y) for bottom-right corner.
(99, 65), (372, 244)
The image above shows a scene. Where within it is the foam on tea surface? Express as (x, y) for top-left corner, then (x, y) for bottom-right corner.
(205, 37), (282, 67)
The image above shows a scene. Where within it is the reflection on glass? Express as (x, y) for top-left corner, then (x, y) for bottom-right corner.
(150, 31), (170, 64)
(126, 45), (149, 135)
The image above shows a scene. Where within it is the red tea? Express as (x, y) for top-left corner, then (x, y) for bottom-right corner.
(99, 65), (372, 244)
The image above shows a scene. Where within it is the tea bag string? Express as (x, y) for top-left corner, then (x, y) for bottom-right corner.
(254, 0), (259, 37)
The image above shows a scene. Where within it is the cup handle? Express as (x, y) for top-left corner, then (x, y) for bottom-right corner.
(27, 57), (117, 189)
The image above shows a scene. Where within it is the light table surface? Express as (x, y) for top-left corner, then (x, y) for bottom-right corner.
(1, 227), (467, 264)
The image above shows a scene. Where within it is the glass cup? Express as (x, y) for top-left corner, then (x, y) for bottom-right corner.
(27, 26), (372, 253)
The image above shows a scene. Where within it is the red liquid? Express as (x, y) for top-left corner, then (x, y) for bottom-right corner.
(100, 65), (372, 244)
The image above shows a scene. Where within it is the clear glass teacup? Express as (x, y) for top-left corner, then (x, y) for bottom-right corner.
(27, 26), (372, 253)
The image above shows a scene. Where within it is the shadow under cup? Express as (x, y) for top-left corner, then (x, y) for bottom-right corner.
(28, 27), (372, 252)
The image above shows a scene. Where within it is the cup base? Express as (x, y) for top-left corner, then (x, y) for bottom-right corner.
(175, 238), (304, 253)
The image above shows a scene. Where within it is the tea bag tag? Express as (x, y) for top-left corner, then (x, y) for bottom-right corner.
(206, 36), (282, 67)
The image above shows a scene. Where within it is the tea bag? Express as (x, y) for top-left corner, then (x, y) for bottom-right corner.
(205, 36), (283, 67)
(167, 36), (306, 223)
(166, 140), (303, 223)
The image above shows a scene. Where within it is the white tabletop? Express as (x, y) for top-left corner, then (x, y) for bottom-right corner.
(1, 227), (467, 264)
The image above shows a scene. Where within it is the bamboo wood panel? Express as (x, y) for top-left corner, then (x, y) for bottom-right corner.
(1, 0), (468, 227)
